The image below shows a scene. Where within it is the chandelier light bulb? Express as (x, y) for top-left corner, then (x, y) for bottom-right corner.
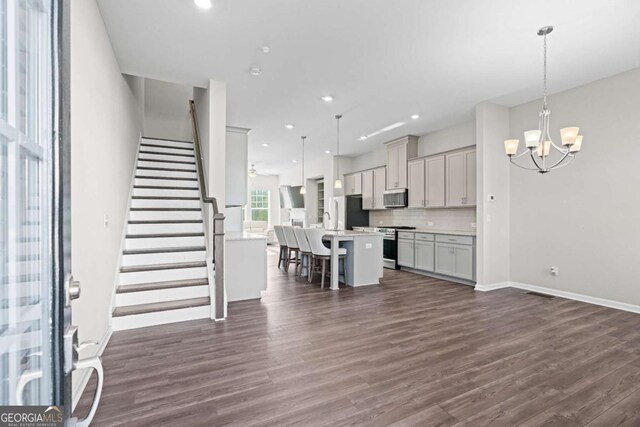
(504, 139), (519, 156)
(524, 130), (541, 148)
(560, 127), (579, 146)
(334, 179), (343, 189)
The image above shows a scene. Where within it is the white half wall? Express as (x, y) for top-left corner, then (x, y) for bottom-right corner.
(70, 0), (142, 397)
(509, 67), (640, 307)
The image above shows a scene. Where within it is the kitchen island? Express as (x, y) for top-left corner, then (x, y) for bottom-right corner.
(323, 230), (384, 290)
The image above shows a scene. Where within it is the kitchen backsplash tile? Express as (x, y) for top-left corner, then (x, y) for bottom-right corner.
(370, 207), (476, 231)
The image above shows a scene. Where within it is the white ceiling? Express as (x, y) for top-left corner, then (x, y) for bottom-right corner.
(98, 0), (640, 175)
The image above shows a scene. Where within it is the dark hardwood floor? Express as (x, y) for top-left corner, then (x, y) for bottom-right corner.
(77, 247), (640, 426)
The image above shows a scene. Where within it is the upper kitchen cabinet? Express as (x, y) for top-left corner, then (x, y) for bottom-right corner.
(408, 155), (445, 208)
(344, 172), (362, 196)
(362, 167), (387, 210)
(445, 148), (476, 207)
(385, 136), (418, 190)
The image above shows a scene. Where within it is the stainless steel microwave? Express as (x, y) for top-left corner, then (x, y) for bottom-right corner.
(383, 189), (408, 208)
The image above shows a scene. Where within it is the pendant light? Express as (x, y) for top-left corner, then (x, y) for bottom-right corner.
(504, 26), (584, 173)
(248, 164), (257, 178)
(334, 114), (343, 189)
(299, 136), (307, 194)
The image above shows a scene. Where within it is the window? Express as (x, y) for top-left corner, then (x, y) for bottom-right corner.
(250, 189), (269, 222)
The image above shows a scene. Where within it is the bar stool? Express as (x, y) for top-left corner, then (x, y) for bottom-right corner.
(305, 228), (346, 289)
(273, 225), (288, 270)
(293, 228), (313, 278)
(282, 226), (301, 273)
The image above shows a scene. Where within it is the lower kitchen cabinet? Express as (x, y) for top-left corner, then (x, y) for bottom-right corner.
(414, 241), (434, 272)
(435, 242), (474, 281)
(397, 239), (414, 268)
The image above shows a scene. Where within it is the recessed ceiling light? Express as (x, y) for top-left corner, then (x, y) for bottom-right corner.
(358, 136), (367, 141)
(324, 150), (332, 154)
(292, 159), (297, 163)
(411, 114), (420, 120)
(261, 45), (270, 54)
(261, 143), (269, 147)
(249, 66), (262, 76)
(321, 95), (334, 103)
(284, 124), (295, 129)
(194, 0), (212, 9)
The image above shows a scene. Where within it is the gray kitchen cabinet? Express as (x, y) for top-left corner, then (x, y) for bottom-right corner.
(373, 167), (386, 209)
(446, 149), (476, 207)
(414, 240), (435, 272)
(344, 172), (362, 196)
(408, 155), (446, 208)
(361, 169), (373, 209)
(397, 238), (415, 268)
(407, 159), (425, 208)
(362, 167), (386, 210)
(385, 136), (418, 190)
(435, 242), (474, 280)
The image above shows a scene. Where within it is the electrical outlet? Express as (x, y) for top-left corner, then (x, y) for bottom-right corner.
(103, 214), (109, 228)
(378, 220), (383, 225)
(550, 266), (559, 276)
(471, 222), (477, 229)
(427, 221), (434, 226)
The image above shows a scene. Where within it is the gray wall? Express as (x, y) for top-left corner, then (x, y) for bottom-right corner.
(143, 78), (193, 141)
(509, 67), (640, 306)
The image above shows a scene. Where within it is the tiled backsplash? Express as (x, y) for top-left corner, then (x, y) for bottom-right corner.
(370, 207), (477, 231)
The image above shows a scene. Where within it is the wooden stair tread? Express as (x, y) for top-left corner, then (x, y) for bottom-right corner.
(140, 143), (194, 151)
(127, 220), (203, 224)
(120, 261), (206, 273)
(125, 232), (204, 239)
(135, 175), (197, 181)
(139, 150), (195, 158)
(116, 278), (208, 294)
(141, 137), (193, 144)
(132, 195), (199, 200)
(123, 246), (206, 255)
(136, 166), (196, 173)
(129, 208), (200, 212)
(112, 297), (210, 317)
(138, 158), (196, 165)
(133, 185), (198, 191)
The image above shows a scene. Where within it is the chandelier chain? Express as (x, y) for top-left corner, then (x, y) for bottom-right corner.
(543, 33), (548, 107)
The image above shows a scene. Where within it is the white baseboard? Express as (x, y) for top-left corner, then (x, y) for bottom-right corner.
(72, 326), (113, 411)
(476, 280), (640, 314)
(474, 281), (511, 292)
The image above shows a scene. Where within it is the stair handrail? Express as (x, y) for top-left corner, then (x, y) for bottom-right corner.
(189, 99), (225, 321)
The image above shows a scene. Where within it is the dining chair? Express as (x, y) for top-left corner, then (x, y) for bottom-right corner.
(282, 225), (301, 273)
(273, 225), (288, 269)
(293, 227), (313, 278)
(305, 228), (346, 288)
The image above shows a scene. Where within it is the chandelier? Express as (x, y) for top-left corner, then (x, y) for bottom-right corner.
(504, 26), (584, 174)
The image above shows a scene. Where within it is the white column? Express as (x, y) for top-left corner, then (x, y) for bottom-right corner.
(208, 79), (227, 211)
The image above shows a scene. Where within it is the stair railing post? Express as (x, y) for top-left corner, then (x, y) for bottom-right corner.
(213, 212), (225, 320)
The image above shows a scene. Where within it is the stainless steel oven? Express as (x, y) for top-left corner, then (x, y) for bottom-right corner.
(376, 226), (416, 269)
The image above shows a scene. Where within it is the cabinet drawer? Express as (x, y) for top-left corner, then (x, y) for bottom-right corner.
(436, 234), (473, 245)
(397, 232), (415, 240)
(415, 233), (434, 242)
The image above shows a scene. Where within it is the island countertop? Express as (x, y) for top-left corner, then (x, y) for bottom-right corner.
(225, 231), (268, 241)
(405, 229), (476, 237)
(323, 230), (383, 237)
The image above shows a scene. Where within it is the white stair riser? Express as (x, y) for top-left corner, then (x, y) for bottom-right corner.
(119, 266), (207, 285)
(133, 188), (199, 198)
(124, 236), (205, 250)
(141, 138), (193, 149)
(129, 210), (202, 221)
(134, 178), (198, 188)
(127, 222), (203, 235)
(116, 285), (209, 307)
(17, 243), (40, 256)
(131, 199), (200, 209)
(121, 250), (206, 267)
(139, 153), (195, 163)
(140, 145), (194, 156)
(137, 160), (195, 171)
(135, 169), (197, 179)
(112, 305), (210, 331)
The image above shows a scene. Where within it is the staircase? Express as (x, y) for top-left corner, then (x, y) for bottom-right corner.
(112, 137), (213, 331)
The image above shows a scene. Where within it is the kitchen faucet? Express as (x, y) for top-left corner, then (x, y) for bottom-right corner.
(323, 211), (331, 229)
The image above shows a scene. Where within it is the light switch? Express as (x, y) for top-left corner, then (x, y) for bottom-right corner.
(103, 214), (109, 228)
(365, 243), (372, 249)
